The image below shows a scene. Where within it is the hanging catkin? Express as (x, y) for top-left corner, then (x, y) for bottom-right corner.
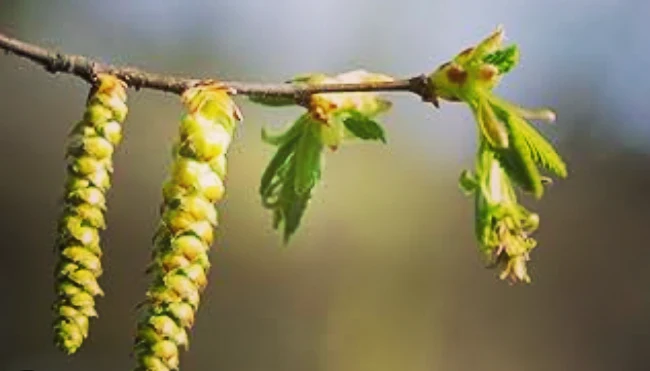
(53, 74), (128, 354)
(134, 83), (240, 371)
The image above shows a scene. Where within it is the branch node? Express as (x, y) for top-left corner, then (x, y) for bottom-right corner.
(410, 74), (439, 108)
(295, 91), (311, 108)
(44, 52), (63, 73)
(124, 73), (142, 91)
(88, 62), (103, 82)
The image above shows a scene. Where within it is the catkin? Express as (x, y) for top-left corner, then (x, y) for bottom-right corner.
(53, 74), (128, 354)
(134, 84), (240, 371)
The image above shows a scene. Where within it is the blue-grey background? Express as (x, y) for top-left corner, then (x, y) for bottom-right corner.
(1, 1), (650, 370)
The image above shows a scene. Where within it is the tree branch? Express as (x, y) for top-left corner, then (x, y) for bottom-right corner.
(0, 31), (436, 104)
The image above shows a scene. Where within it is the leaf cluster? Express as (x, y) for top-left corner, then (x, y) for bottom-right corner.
(489, 100), (567, 198)
(259, 109), (386, 242)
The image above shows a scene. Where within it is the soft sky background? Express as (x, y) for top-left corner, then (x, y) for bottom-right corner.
(1, 1), (650, 370)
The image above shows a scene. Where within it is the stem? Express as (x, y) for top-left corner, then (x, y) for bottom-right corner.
(0, 31), (436, 103)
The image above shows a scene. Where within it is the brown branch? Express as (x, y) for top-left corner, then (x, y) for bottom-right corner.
(0, 31), (436, 104)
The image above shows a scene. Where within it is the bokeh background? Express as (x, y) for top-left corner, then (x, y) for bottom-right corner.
(1, 1), (650, 370)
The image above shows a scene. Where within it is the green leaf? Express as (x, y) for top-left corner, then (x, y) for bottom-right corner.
(487, 97), (567, 198)
(259, 134), (299, 198)
(259, 116), (324, 243)
(459, 170), (478, 195)
(294, 121), (323, 195)
(474, 96), (509, 149)
(280, 166), (311, 243)
(249, 94), (297, 107)
(483, 44), (519, 74)
(511, 115), (568, 178)
(490, 103), (544, 198)
(474, 184), (493, 248)
(261, 116), (308, 146)
(336, 110), (387, 143)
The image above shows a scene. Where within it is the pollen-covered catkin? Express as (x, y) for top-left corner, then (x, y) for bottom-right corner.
(53, 74), (128, 354)
(134, 84), (240, 371)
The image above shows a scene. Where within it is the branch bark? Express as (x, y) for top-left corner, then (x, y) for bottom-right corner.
(0, 31), (436, 104)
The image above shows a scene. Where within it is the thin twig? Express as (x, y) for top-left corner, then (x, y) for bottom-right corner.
(0, 31), (436, 104)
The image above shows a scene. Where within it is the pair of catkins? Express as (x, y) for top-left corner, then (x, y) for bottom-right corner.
(53, 75), (239, 370)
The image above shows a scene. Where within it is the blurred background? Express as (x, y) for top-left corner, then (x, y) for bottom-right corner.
(1, 1), (650, 370)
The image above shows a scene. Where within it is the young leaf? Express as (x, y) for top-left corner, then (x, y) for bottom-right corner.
(495, 146), (542, 198)
(294, 120), (323, 195)
(279, 164), (311, 242)
(483, 44), (520, 74)
(336, 109), (387, 143)
(260, 116), (324, 242)
(261, 115), (308, 146)
(259, 134), (299, 198)
(474, 96), (509, 149)
(459, 169), (478, 195)
(510, 114), (567, 178)
(474, 181), (493, 248)
(490, 103), (544, 198)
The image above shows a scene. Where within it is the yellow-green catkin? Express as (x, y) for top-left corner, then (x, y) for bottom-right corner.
(53, 74), (128, 354)
(134, 84), (241, 371)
